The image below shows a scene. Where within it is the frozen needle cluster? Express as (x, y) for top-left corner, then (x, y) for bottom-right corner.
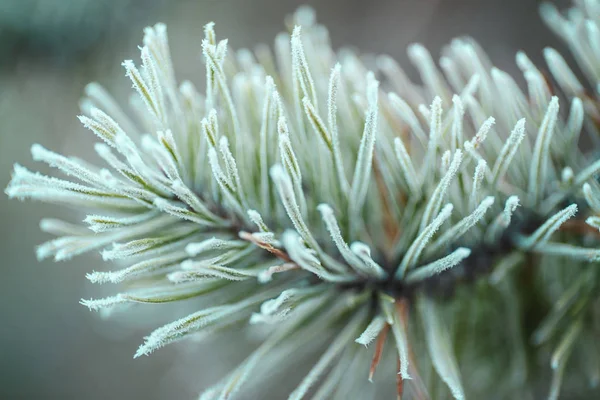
(6, 1), (600, 399)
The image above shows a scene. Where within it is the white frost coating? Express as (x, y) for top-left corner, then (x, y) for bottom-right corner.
(502, 196), (521, 226)
(491, 118), (526, 185)
(485, 196), (520, 243)
(153, 198), (216, 226)
(440, 150), (451, 175)
(271, 165), (320, 252)
(420, 150), (462, 231)
(122, 58), (162, 125)
(388, 299), (411, 380)
(77, 107), (123, 147)
(451, 95), (465, 151)
(87, 251), (187, 284)
(80, 294), (126, 311)
(218, 136), (244, 202)
(423, 97), (443, 179)
(327, 63), (351, 195)
(278, 118), (306, 216)
(406, 247), (471, 284)
(318, 203), (383, 278)
(258, 77), (275, 214)
(281, 230), (351, 283)
(469, 160), (488, 210)
(303, 96), (332, 149)
(208, 147), (245, 216)
(429, 197), (494, 255)
(528, 97), (559, 204)
(349, 73), (379, 233)
(249, 287), (324, 324)
(387, 93), (427, 145)
(134, 288), (281, 358)
(355, 314), (387, 346)
(397, 204), (454, 278)
(31, 144), (105, 188)
(468, 116), (494, 150)
(168, 265), (256, 283)
(84, 211), (158, 233)
(350, 242), (388, 279)
(170, 180), (221, 221)
(257, 263), (298, 283)
(291, 26), (318, 108)
(247, 209), (270, 232)
(83, 82), (139, 136)
(394, 136), (420, 194)
(186, 238), (245, 257)
(518, 204), (578, 249)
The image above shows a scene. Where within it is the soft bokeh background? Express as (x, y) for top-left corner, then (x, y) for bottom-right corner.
(0, 0), (570, 398)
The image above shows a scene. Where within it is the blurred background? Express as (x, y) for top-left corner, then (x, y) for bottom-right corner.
(0, 0), (569, 398)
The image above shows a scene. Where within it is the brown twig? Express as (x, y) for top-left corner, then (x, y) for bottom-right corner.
(396, 355), (404, 400)
(239, 230), (293, 262)
(369, 324), (389, 382)
(559, 218), (600, 237)
(373, 154), (401, 256)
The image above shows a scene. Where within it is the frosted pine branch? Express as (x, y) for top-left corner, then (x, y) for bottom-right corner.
(6, 2), (600, 399)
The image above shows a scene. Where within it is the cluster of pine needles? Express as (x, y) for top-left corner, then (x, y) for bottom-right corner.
(6, 1), (600, 399)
